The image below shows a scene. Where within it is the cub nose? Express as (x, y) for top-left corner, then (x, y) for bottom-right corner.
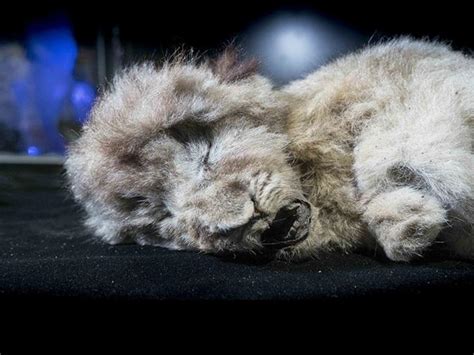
(260, 200), (311, 249)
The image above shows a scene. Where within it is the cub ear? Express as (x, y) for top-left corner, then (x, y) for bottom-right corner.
(211, 46), (259, 83)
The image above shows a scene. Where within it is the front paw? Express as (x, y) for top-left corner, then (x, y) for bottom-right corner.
(364, 187), (447, 262)
(260, 200), (311, 249)
(377, 217), (444, 261)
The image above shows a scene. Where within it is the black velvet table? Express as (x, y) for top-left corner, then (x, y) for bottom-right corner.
(1, 164), (474, 311)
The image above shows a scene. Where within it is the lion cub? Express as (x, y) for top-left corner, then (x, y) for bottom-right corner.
(66, 39), (473, 261)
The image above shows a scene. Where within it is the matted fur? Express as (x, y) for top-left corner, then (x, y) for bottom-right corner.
(66, 39), (474, 261)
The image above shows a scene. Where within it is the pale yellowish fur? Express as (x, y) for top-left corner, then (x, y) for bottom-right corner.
(66, 39), (473, 262)
(284, 38), (473, 261)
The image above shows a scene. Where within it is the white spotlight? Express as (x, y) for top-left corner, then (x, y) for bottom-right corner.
(244, 12), (364, 84)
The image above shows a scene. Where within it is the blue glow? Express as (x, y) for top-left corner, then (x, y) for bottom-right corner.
(26, 20), (78, 71)
(27, 146), (40, 156)
(71, 81), (96, 123)
(23, 18), (78, 154)
(0, 16), (97, 156)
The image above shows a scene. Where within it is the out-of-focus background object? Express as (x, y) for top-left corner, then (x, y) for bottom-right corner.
(0, 16), (96, 160)
(0, 0), (472, 161)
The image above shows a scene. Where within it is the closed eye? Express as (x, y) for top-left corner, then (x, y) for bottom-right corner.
(118, 195), (149, 211)
(202, 142), (212, 167)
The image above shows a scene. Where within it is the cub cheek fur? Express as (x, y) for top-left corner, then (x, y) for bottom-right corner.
(249, 169), (306, 215)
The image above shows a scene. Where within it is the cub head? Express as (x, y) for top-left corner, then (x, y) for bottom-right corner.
(65, 48), (311, 258)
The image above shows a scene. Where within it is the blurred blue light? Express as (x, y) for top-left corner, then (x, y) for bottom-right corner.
(71, 81), (96, 123)
(24, 18), (78, 154)
(26, 20), (78, 71)
(27, 146), (40, 156)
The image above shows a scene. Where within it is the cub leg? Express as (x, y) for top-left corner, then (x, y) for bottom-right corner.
(354, 111), (473, 261)
(362, 187), (447, 261)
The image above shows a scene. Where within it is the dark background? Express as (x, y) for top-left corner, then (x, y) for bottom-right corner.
(2, 1), (470, 155)
(2, 1), (473, 52)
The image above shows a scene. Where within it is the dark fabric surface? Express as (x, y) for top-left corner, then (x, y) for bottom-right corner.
(1, 164), (474, 306)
